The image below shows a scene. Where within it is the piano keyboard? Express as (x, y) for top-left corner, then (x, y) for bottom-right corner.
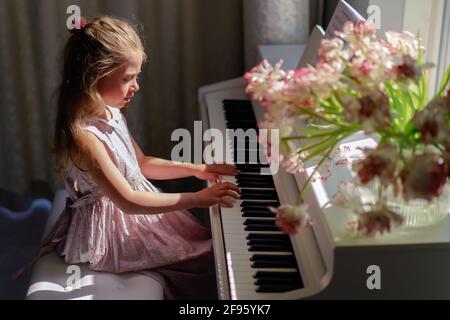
(218, 99), (304, 299)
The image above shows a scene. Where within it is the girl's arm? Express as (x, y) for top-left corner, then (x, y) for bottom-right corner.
(130, 135), (238, 180)
(77, 131), (240, 215)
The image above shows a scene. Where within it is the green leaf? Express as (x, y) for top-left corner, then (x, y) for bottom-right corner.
(437, 66), (450, 97)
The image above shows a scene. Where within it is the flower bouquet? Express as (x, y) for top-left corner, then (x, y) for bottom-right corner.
(244, 21), (450, 237)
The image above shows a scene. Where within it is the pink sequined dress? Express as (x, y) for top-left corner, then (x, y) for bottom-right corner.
(34, 106), (217, 299)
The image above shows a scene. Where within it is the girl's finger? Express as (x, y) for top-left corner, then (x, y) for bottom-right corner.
(218, 190), (240, 199)
(224, 182), (240, 193)
(219, 199), (234, 208)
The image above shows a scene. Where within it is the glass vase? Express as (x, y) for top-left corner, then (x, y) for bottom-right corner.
(371, 182), (450, 228)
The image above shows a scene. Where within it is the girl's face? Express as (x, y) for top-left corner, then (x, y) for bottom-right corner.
(97, 51), (143, 108)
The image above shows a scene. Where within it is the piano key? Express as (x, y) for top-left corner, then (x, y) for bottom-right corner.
(241, 200), (280, 207)
(244, 218), (276, 224)
(254, 271), (302, 280)
(250, 254), (297, 268)
(241, 205), (273, 212)
(246, 233), (290, 241)
(241, 208), (274, 215)
(254, 277), (301, 285)
(247, 238), (291, 246)
(242, 212), (276, 218)
(222, 99), (253, 105)
(244, 225), (280, 232)
(248, 243), (292, 252)
(240, 194), (279, 201)
(206, 98), (305, 298)
(237, 174), (274, 181)
(256, 284), (302, 293)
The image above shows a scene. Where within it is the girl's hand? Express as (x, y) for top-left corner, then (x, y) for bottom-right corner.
(194, 182), (240, 208)
(194, 164), (239, 180)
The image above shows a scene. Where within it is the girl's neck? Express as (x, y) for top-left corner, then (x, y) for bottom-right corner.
(99, 106), (112, 121)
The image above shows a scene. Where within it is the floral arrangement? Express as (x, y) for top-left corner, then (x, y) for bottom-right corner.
(244, 21), (450, 237)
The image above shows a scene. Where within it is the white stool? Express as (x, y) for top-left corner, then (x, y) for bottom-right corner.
(26, 190), (164, 300)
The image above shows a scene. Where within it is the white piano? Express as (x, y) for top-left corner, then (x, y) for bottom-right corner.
(198, 43), (450, 300)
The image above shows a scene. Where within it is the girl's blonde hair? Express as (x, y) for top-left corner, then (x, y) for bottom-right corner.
(53, 16), (146, 172)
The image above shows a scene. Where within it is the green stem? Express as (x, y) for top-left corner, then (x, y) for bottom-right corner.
(282, 127), (346, 141)
(295, 143), (337, 206)
(295, 134), (338, 155)
(296, 107), (344, 127)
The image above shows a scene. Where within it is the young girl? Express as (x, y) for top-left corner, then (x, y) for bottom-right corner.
(22, 16), (241, 299)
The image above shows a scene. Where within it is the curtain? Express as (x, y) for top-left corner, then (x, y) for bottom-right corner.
(243, 0), (310, 69)
(0, 0), (244, 197)
(0, 0), (316, 199)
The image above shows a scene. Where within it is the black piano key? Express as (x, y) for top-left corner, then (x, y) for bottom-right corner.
(235, 167), (266, 174)
(227, 126), (258, 131)
(254, 277), (301, 286)
(240, 194), (279, 201)
(223, 104), (253, 110)
(250, 257), (297, 268)
(256, 284), (302, 293)
(224, 117), (257, 122)
(248, 243), (292, 252)
(241, 208), (274, 214)
(240, 199), (276, 205)
(238, 182), (275, 189)
(225, 118), (257, 124)
(237, 174), (274, 181)
(247, 238), (291, 246)
(237, 180), (274, 187)
(241, 189), (278, 197)
(224, 111), (256, 118)
(244, 219), (276, 226)
(241, 203), (274, 209)
(223, 99), (252, 106)
(234, 156), (261, 165)
(231, 142), (260, 150)
(241, 205), (273, 211)
(251, 254), (295, 261)
(246, 233), (290, 241)
(241, 208), (275, 217)
(241, 195), (278, 201)
(244, 224), (280, 232)
(254, 271), (301, 279)
(236, 163), (269, 169)
(242, 212), (275, 218)
(225, 122), (258, 127)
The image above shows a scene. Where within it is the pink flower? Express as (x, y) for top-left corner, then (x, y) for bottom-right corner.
(413, 95), (450, 145)
(385, 31), (422, 60)
(352, 144), (400, 189)
(332, 181), (362, 209)
(400, 153), (448, 201)
(344, 90), (391, 132)
(244, 59), (287, 107)
(356, 201), (404, 237)
(269, 204), (312, 235)
(281, 151), (307, 174)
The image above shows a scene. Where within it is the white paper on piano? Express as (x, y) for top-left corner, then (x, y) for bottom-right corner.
(296, 25), (325, 68)
(324, 0), (365, 39)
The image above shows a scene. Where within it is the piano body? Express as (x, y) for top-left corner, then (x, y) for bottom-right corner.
(198, 45), (450, 299)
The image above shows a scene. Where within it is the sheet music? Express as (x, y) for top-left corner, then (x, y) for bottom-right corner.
(297, 25), (325, 68)
(324, 0), (366, 39)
